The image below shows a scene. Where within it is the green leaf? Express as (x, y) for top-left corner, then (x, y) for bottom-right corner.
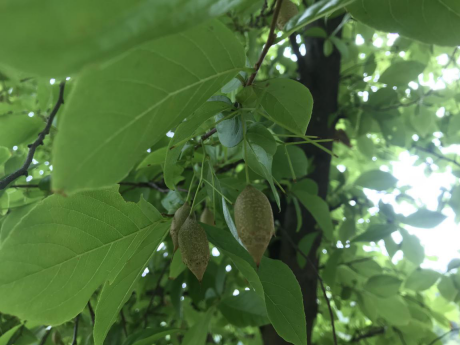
(410, 106), (436, 138)
(0, 0), (251, 76)
(338, 218), (356, 242)
(94, 210), (168, 345)
(123, 328), (182, 345)
(447, 258), (460, 272)
(272, 145), (308, 181)
(245, 124), (280, 209)
(254, 79), (313, 135)
(352, 224), (398, 242)
(355, 170), (398, 190)
(374, 295), (411, 326)
(0, 146), (11, 166)
(282, 0), (356, 40)
(356, 136), (375, 159)
(323, 40), (333, 57)
(52, 21), (245, 195)
(292, 188), (333, 240)
(0, 114), (43, 148)
(169, 249), (186, 280)
(259, 257), (308, 345)
(0, 187), (163, 324)
(323, 250), (343, 290)
(438, 276), (458, 301)
(364, 275), (402, 298)
(0, 325), (22, 345)
(164, 100), (231, 189)
(218, 291), (269, 327)
(182, 308), (213, 345)
(348, 0), (460, 46)
(405, 269), (440, 291)
(401, 209), (447, 229)
(0, 203), (36, 244)
(216, 113), (244, 148)
(137, 147), (168, 169)
(296, 233), (319, 268)
(378, 61), (425, 86)
(401, 230), (425, 266)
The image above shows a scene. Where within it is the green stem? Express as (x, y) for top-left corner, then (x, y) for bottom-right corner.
(202, 178), (233, 205)
(285, 139), (333, 145)
(284, 145), (297, 182)
(186, 172), (196, 203)
(242, 114), (250, 185)
(189, 145), (206, 215)
(273, 176), (286, 194)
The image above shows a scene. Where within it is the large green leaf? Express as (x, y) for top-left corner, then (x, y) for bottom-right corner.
(93, 216), (169, 345)
(405, 269), (440, 291)
(348, 0), (460, 46)
(164, 100), (231, 190)
(352, 224), (398, 242)
(254, 79), (313, 135)
(379, 61), (425, 86)
(0, 114), (43, 148)
(52, 21), (245, 195)
(374, 295), (411, 326)
(272, 145), (308, 181)
(0, 187), (163, 324)
(218, 291), (269, 327)
(259, 257), (308, 345)
(354, 170), (398, 191)
(401, 209), (447, 229)
(292, 188), (333, 240)
(0, 0), (253, 77)
(364, 274), (402, 298)
(401, 230), (425, 266)
(122, 328), (182, 345)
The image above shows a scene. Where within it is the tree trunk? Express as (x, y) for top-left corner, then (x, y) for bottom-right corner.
(263, 16), (343, 345)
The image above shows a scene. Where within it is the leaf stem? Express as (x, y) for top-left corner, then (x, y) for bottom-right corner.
(242, 114), (250, 185)
(186, 172), (196, 203)
(284, 146), (297, 182)
(190, 145), (206, 215)
(202, 178), (233, 205)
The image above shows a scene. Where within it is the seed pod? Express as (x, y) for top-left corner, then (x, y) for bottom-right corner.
(277, 0), (298, 30)
(170, 202), (191, 252)
(200, 207), (215, 226)
(234, 185), (274, 266)
(178, 216), (210, 282)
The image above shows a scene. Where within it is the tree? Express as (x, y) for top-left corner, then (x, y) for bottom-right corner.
(0, 1), (459, 345)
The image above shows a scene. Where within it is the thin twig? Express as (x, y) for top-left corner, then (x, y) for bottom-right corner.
(201, 128), (217, 141)
(246, 0), (284, 86)
(87, 301), (95, 326)
(0, 81), (65, 190)
(413, 145), (460, 168)
(427, 328), (459, 345)
(143, 261), (170, 328)
(9, 184), (40, 188)
(71, 315), (80, 345)
(279, 227), (338, 345)
(350, 327), (385, 342)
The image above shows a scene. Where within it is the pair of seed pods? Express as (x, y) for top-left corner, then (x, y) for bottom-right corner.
(170, 185), (275, 281)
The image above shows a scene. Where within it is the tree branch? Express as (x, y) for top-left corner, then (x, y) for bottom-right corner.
(0, 81), (66, 190)
(350, 327), (385, 342)
(279, 227), (338, 345)
(87, 301), (95, 326)
(71, 315), (80, 345)
(246, 0), (284, 86)
(413, 145), (460, 168)
(427, 328), (459, 345)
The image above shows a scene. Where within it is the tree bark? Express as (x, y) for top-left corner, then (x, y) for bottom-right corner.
(263, 16), (343, 345)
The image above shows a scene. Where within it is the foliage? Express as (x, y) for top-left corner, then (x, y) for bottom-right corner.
(0, 1), (460, 345)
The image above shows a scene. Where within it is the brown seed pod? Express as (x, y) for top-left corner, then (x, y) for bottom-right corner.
(277, 0), (299, 30)
(178, 215), (210, 282)
(234, 185), (274, 266)
(170, 202), (191, 252)
(200, 207), (215, 226)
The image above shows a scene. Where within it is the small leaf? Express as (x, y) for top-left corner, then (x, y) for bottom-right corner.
(338, 218), (356, 243)
(401, 209), (447, 229)
(259, 257), (308, 345)
(447, 258), (460, 272)
(0, 114), (43, 148)
(272, 145), (308, 181)
(364, 274), (402, 298)
(378, 61), (426, 86)
(323, 39), (333, 57)
(355, 170), (398, 191)
(0, 325), (22, 345)
(438, 276), (458, 301)
(182, 308), (213, 345)
(292, 189), (333, 240)
(322, 250), (343, 290)
(401, 230), (425, 266)
(405, 269), (440, 291)
(218, 291), (269, 327)
(216, 113), (244, 148)
(373, 295), (411, 326)
(254, 79), (313, 135)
